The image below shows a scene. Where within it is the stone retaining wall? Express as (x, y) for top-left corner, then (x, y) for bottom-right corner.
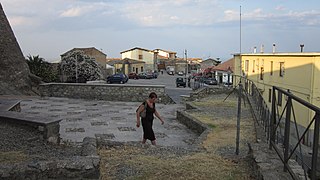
(39, 83), (174, 104)
(176, 110), (211, 146)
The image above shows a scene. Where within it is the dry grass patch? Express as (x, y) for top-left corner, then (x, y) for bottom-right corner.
(99, 146), (252, 180)
(0, 151), (28, 164)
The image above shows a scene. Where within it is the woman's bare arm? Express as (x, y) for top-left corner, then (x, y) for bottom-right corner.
(154, 110), (164, 125)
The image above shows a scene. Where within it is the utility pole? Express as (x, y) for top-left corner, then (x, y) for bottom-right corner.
(75, 54), (78, 83)
(185, 49), (187, 79)
(236, 5), (242, 156)
(235, 83), (242, 155)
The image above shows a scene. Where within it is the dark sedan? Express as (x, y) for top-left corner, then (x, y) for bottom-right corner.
(176, 77), (186, 88)
(137, 72), (153, 79)
(204, 78), (218, 85)
(106, 74), (128, 84)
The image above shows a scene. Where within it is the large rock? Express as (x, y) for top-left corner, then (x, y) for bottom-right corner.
(0, 3), (33, 95)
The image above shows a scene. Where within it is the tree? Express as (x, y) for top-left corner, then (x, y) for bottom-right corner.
(26, 55), (59, 83)
(60, 50), (103, 83)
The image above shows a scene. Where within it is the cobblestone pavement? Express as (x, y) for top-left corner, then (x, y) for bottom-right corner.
(19, 97), (198, 147)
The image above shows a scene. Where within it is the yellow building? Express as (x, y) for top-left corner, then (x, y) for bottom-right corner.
(234, 53), (320, 144)
(120, 47), (156, 72)
(107, 58), (145, 75)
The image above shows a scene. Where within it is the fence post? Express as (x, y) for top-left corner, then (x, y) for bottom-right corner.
(283, 97), (292, 172)
(270, 87), (276, 149)
(236, 83), (242, 155)
(311, 113), (320, 180)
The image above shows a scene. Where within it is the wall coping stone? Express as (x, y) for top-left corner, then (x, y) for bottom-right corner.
(40, 83), (166, 88)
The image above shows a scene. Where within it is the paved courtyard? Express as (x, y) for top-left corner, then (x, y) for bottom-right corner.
(19, 97), (198, 147)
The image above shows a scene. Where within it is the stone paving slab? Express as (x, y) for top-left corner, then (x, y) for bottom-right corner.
(19, 97), (198, 148)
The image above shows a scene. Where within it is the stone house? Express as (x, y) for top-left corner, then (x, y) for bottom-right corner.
(200, 58), (221, 71)
(61, 47), (107, 70)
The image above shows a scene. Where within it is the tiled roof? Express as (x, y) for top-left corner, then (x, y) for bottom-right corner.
(120, 47), (152, 54)
(211, 58), (234, 72)
(61, 47), (106, 56)
(153, 49), (177, 54)
(106, 58), (145, 65)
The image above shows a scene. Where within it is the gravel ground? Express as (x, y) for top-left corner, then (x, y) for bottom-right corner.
(0, 121), (81, 164)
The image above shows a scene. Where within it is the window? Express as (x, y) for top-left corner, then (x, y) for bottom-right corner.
(260, 67), (264, 80)
(279, 62), (285, 77)
(252, 60), (255, 72)
(139, 55), (143, 60)
(133, 67), (135, 72)
(268, 89), (272, 102)
(270, 61), (273, 75)
(141, 67), (144, 72)
(277, 91), (282, 106)
(245, 60), (249, 72)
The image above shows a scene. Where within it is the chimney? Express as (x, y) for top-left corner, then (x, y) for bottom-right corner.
(300, 44), (304, 52)
(253, 46), (257, 53)
(260, 44), (264, 53)
(272, 43), (276, 53)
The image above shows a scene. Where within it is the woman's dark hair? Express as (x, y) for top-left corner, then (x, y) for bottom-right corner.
(149, 92), (158, 99)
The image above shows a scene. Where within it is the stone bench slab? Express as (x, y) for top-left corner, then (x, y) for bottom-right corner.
(0, 111), (62, 144)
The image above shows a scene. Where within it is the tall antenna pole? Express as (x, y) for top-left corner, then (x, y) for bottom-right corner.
(240, 5), (242, 54)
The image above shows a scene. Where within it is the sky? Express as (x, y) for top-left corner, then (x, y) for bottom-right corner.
(1, 0), (320, 62)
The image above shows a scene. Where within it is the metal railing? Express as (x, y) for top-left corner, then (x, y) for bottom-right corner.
(235, 75), (320, 180)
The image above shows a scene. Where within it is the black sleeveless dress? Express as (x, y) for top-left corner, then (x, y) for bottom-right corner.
(141, 102), (156, 141)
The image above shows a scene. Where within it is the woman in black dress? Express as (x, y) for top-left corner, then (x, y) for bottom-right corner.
(136, 92), (164, 145)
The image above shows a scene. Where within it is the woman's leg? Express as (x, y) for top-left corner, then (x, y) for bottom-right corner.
(151, 140), (156, 145)
(142, 138), (146, 144)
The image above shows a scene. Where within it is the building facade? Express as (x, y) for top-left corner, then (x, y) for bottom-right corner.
(153, 49), (177, 59)
(211, 58), (234, 84)
(234, 52), (320, 144)
(120, 47), (155, 72)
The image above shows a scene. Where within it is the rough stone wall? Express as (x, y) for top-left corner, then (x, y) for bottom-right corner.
(0, 3), (33, 95)
(39, 83), (175, 104)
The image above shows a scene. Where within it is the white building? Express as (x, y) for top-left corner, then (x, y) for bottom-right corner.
(211, 58), (234, 84)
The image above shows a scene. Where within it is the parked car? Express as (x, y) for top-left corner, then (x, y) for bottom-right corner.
(176, 77), (186, 88)
(128, 72), (138, 79)
(152, 71), (158, 78)
(138, 72), (153, 79)
(203, 78), (218, 85)
(177, 71), (184, 76)
(106, 73), (128, 84)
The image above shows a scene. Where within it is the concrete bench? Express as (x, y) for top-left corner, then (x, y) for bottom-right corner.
(0, 110), (62, 144)
(0, 99), (21, 112)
